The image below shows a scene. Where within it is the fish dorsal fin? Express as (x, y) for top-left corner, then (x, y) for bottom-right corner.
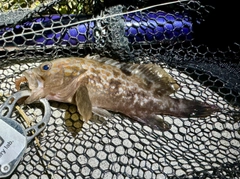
(85, 55), (179, 96)
(121, 63), (180, 96)
(85, 54), (123, 68)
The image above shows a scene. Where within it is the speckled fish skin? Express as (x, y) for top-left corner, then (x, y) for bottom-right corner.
(15, 55), (219, 131)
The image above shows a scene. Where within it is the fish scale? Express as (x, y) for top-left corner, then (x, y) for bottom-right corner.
(15, 55), (219, 131)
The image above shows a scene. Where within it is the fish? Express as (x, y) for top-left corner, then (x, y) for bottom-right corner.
(15, 55), (219, 131)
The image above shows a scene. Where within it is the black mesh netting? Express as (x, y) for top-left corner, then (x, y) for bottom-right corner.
(0, 0), (240, 178)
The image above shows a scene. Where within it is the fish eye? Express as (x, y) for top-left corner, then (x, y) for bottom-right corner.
(41, 62), (51, 71)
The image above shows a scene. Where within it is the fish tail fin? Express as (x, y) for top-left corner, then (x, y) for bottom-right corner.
(133, 98), (219, 131)
(163, 98), (219, 118)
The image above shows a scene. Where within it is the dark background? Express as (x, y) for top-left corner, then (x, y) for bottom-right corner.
(193, 1), (240, 49)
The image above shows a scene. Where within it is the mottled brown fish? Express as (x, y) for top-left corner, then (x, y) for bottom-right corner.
(15, 55), (218, 131)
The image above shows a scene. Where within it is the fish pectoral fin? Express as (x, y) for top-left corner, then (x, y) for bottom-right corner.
(133, 115), (171, 131)
(92, 107), (112, 118)
(75, 85), (92, 122)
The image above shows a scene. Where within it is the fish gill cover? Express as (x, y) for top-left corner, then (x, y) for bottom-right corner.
(0, 0), (239, 178)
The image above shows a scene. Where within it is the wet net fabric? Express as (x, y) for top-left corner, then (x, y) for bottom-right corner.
(0, 0), (240, 178)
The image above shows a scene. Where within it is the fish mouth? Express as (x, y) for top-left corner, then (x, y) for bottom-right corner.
(15, 70), (44, 91)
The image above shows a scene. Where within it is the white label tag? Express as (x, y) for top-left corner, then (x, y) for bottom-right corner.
(0, 120), (26, 165)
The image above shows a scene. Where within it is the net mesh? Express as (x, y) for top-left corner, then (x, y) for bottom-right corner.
(0, 0), (240, 178)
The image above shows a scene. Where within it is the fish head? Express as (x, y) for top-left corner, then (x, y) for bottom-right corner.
(16, 58), (87, 104)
